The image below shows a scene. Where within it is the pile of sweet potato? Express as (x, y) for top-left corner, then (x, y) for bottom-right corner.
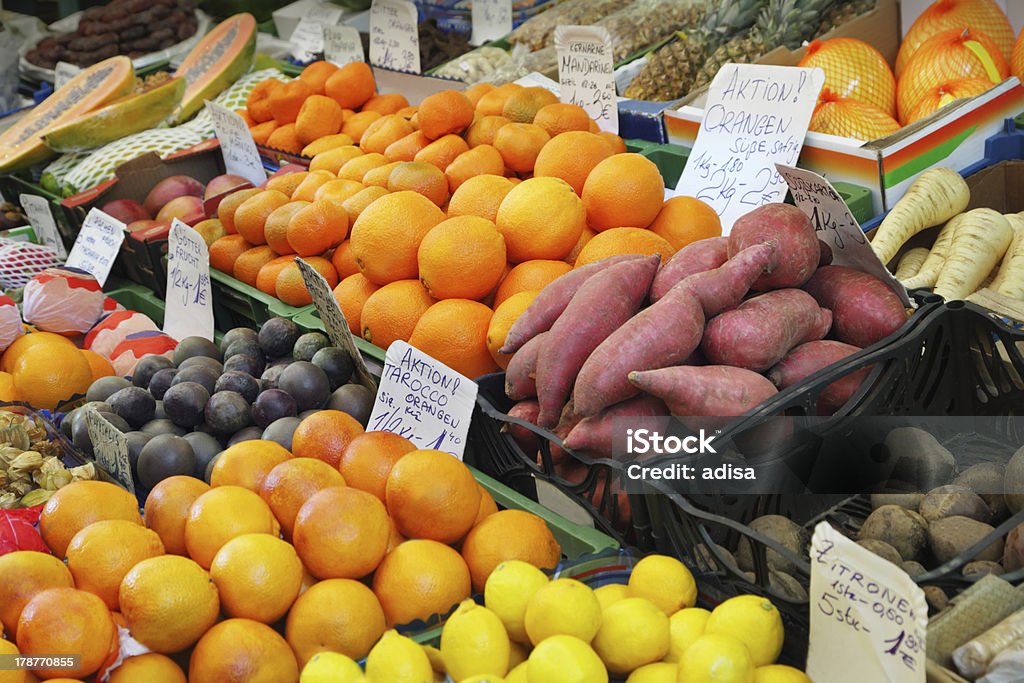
(500, 203), (911, 460)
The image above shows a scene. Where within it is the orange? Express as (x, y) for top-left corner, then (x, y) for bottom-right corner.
(189, 619), (298, 683)
(487, 291), (538, 369)
(465, 82), (495, 107)
(293, 486), (390, 580)
(386, 517), (406, 554)
(445, 145), (506, 192)
(16, 588), (114, 680)
(575, 227), (676, 266)
(184, 485), (279, 569)
(0, 551), (74, 639)
(447, 174), (516, 222)
(533, 103), (591, 137)
(39, 480), (142, 558)
(600, 131), (627, 153)
(309, 145), (364, 174)
(66, 520), (165, 610)
(210, 439), (292, 493)
(396, 104), (418, 119)
(316, 178), (365, 204)
(333, 273), (380, 334)
(108, 653), (185, 683)
(338, 152), (388, 182)
(1015, 27), (1024, 81)
(266, 124), (304, 155)
(269, 80), (315, 125)
(409, 299), (499, 379)
(232, 246), (278, 287)
(296, 95), (344, 145)
(13, 345), (91, 411)
(476, 83), (524, 116)
(259, 457), (346, 539)
(350, 190), (446, 285)
(648, 196), (723, 250)
(234, 189), (290, 245)
(263, 200), (309, 255)
(210, 234), (255, 275)
(0, 370), (17, 402)
(286, 579), (386, 666)
(342, 110), (383, 143)
(566, 226), (596, 265)
(291, 409), (365, 468)
(325, 61), (376, 110)
(81, 349), (114, 380)
(298, 60), (338, 94)
(418, 90), (475, 140)
(256, 255), (295, 295)
(338, 431), (416, 502)
(384, 130), (432, 162)
(250, 120), (278, 146)
(474, 484), (498, 526)
(362, 93), (410, 115)
(582, 153), (665, 231)
(210, 534), (303, 623)
(215, 187), (261, 233)
(143, 476), (210, 556)
(461, 509), (561, 592)
(418, 216), (506, 300)
(291, 170), (337, 202)
(1, 331), (75, 373)
(496, 177), (585, 263)
(465, 115), (511, 147)
(360, 115), (416, 154)
(276, 257), (338, 307)
(388, 161), (450, 207)
(534, 131), (614, 195)
(502, 87), (559, 123)
(266, 171), (310, 198)
(385, 449), (481, 543)
(372, 539), (471, 627)
(414, 134), (470, 172)
(246, 78), (283, 123)
(342, 185), (390, 223)
(287, 199), (349, 257)
(494, 122), (551, 173)
(360, 279), (435, 349)
(362, 161), (403, 188)
(302, 132), (355, 158)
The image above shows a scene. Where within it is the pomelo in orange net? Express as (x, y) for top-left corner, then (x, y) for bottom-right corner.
(896, 0), (1014, 76)
(798, 38), (896, 116)
(809, 94), (901, 140)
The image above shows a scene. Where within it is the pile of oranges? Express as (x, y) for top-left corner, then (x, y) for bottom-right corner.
(0, 414), (562, 682)
(0, 331), (114, 410)
(209, 63), (722, 378)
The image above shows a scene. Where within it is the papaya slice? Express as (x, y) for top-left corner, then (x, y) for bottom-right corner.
(43, 77), (187, 153)
(173, 13), (257, 124)
(0, 56), (135, 174)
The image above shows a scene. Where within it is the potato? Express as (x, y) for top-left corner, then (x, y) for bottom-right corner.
(858, 505), (928, 561)
(924, 586), (949, 611)
(1003, 445), (1024, 513)
(882, 427), (955, 492)
(769, 570), (808, 603)
(927, 516), (1003, 564)
(1001, 522), (1024, 572)
(901, 560), (926, 577)
(963, 561), (1004, 577)
(953, 462), (1007, 521)
(735, 515), (809, 575)
(857, 538), (903, 565)
(693, 543), (740, 574)
(871, 493), (924, 511)
(918, 485), (992, 524)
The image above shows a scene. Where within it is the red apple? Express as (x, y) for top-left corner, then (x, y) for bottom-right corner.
(144, 175), (204, 216)
(100, 199), (151, 224)
(156, 196), (205, 225)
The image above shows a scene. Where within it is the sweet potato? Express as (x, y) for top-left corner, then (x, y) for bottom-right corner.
(535, 255), (660, 428)
(563, 395), (669, 457)
(767, 340), (867, 415)
(803, 265), (908, 347)
(504, 331), (546, 400)
(500, 254), (641, 353)
(681, 242), (776, 317)
(701, 289), (832, 372)
(505, 399), (541, 456)
(628, 365), (778, 417)
(728, 203), (817, 290)
(818, 239), (834, 267)
(649, 236), (729, 302)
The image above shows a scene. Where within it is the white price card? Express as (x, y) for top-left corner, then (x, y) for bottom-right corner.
(290, 6), (345, 62)
(324, 25), (365, 66)
(207, 101), (266, 187)
(54, 61), (80, 89)
(294, 258), (377, 392)
(86, 408), (134, 493)
(675, 63), (824, 233)
(807, 522), (927, 683)
(19, 193), (66, 259)
(369, 341), (477, 459)
(472, 0), (512, 46)
(65, 208), (125, 286)
(165, 219), (214, 342)
(554, 25), (618, 134)
(777, 164), (911, 306)
(370, 0), (421, 74)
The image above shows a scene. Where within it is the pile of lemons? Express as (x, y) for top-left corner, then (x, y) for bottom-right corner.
(299, 553), (810, 683)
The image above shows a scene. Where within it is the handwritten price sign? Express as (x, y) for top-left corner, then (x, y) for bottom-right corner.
(290, 5), (345, 62)
(86, 409), (134, 493)
(472, 0), (512, 45)
(325, 25), (365, 66)
(675, 64), (824, 233)
(65, 208), (125, 286)
(207, 101), (266, 187)
(164, 219), (214, 342)
(555, 25), (618, 133)
(370, 0), (421, 74)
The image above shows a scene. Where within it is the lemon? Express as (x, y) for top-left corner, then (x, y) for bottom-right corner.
(665, 607), (711, 662)
(441, 599), (511, 681)
(505, 662), (529, 683)
(706, 595), (784, 667)
(594, 583), (629, 612)
(508, 640), (529, 670)
(485, 560), (550, 643)
(422, 644), (445, 674)
(365, 630), (433, 683)
(524, 578), (602, 645)
(592, 598), (669, 674)
(627, 554), (697, 616)
(527, 635), (608, 683)
(300, 651), (365, 683)
(625, 662), (678, 683)
(754, 664), (812, 683)
(460, 677), (505, 683)
(677, 633), (755, 683)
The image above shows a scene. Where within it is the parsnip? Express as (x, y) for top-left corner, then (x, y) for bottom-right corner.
(900, 214), (964, 290)
(933, 208), (1013, 301)
(893, 247), (930, 280)
(952, 609), (1024, 678)
(991, 214), (1024, 299)
(872, 167), (970, 265)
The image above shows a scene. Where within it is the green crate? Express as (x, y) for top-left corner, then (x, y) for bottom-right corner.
(210, 269), (314, 332)
(834, 181), (874, 225)
(641, 143), (690, 189)
(105, 280), (167, 327)
(293, 308), (387, 364)
(624, 138), (657, 154)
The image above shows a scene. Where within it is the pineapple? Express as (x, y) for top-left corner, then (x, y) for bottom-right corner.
(693, 0), (837, 90)
(598, 0), (707, 64)
(814, 0), (876, 38)
(624, 0), (764, 102)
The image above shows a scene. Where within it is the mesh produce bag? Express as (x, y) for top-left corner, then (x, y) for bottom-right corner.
(0, 241), (62, 290)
